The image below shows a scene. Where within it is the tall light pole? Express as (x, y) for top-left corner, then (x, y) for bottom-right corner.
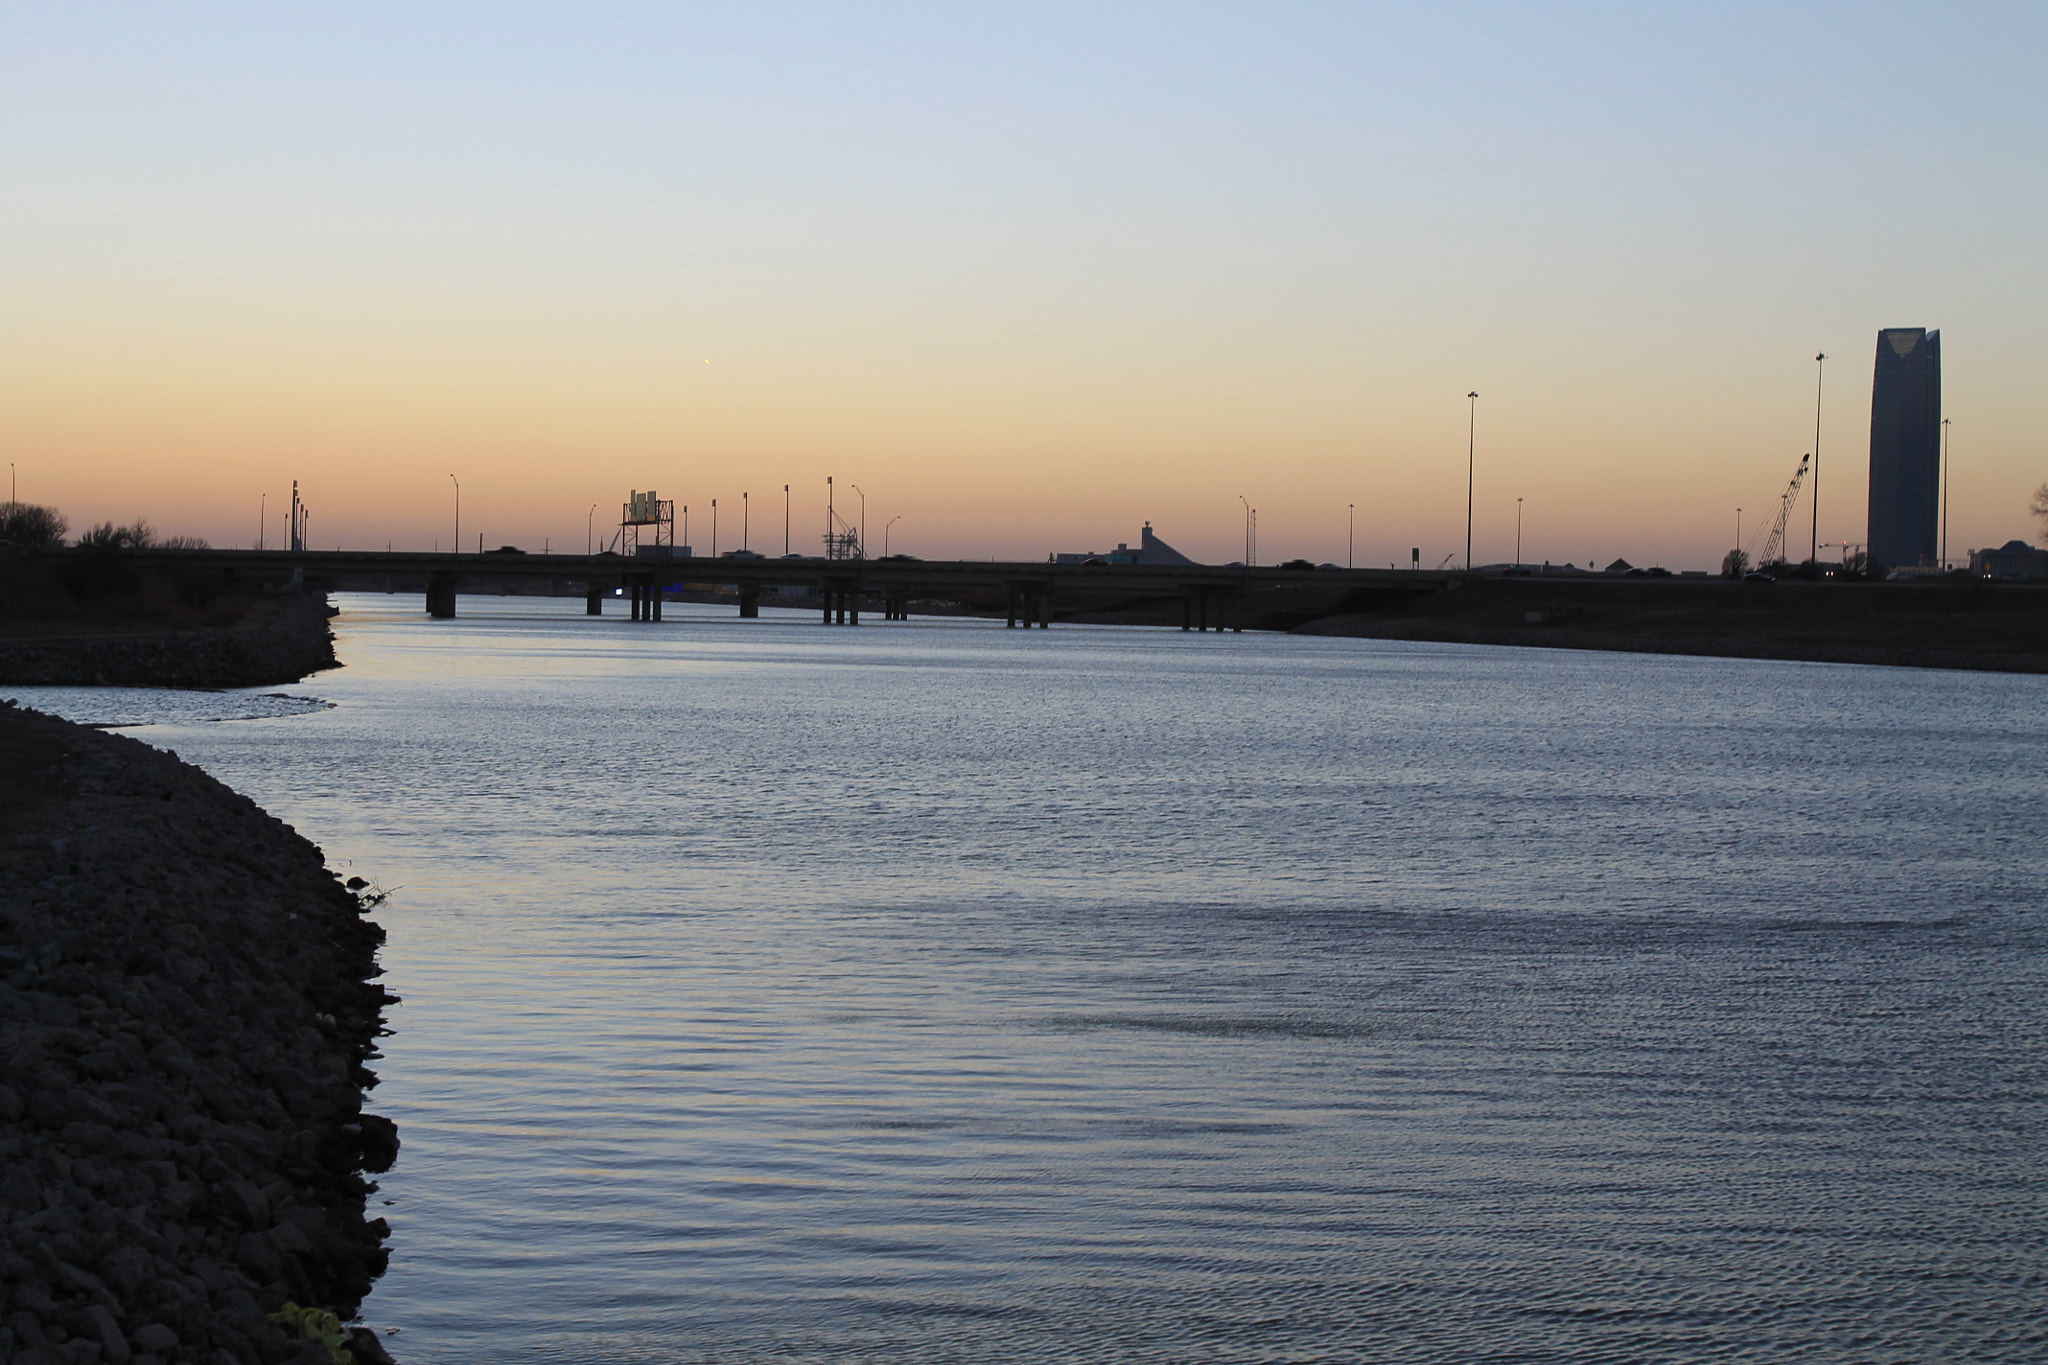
(783, 484), (790, 556)
(259, 493), (266, 551)
(1941, 417), (1951, 570)
(711, 499), (718, 558)
(850, 483), (866, 559)
(1348, 503), (1355, 570)
(587, 503), (597, 555)
(1735, 508), (1742, 570)
(1466, 392), (1479, 571)
(1810, 352), (1826, 570)
(1238, 495), (1251, 564)
(450, 475), (460, 555)
(1516, 497), (1524, 567)
(742, 491), (750, 553)
(8, 462), (13, 505)
(885, 515), (901, 557)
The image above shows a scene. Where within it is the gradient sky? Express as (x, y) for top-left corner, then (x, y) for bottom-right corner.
(4, 3), (2044, 567)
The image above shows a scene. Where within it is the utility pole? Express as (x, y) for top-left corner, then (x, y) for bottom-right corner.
(1466, 392), (1479, 571)
(1810, 353), (1826, 570)
(1941, 417), (1951, 570)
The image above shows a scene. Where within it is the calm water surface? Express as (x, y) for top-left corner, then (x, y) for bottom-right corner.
(16, 595), (2048, 1362)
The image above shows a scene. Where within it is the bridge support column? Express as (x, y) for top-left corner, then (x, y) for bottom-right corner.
(426, 572), (456, 619)
(1005, 587), (1018, 628)
(739, 584), (760, 618)
(821, 584), (833, 624)
(1037, 588), (1051, 628)
(586, 587), (603, 616)
(650, 576), (663, 622)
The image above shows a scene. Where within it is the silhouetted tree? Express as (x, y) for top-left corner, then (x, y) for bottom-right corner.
(1720, 548), (1750, 579)
(0, 501), (68, 550)
(76, 520), (156, 551)
(159, 534), (211, 549)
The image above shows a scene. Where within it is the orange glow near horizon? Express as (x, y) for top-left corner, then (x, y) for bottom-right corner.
(4, 8), (2043, 570)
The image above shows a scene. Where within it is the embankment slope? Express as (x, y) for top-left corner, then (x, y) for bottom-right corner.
(1, 703), (397, 1364)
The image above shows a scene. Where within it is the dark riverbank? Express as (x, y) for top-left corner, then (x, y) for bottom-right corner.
(1286, 576), (2048, 673)
(0, 703), (397, 1364)
(0, 577), (338, 689)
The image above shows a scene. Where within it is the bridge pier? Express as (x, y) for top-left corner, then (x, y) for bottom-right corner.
(650, 575), (663, 621)
(587, 586), (603, 615)
(1182, 585), (1236, 631)
(426, 572), (456, 619)
(739, 584), (760, 618)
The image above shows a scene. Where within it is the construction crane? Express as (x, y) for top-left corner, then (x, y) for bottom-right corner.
(1748, 451), (1811, 571)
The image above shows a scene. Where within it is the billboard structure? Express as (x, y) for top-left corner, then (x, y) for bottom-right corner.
(620, 490), (677, 558)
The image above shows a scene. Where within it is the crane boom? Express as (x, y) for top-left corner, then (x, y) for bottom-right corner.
(1749, 451), (1811, 571)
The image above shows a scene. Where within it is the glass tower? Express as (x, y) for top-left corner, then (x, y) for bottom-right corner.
(1866, 327), (1941, 570)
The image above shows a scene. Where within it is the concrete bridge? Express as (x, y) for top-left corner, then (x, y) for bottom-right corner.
(126, 548), (1463, 631)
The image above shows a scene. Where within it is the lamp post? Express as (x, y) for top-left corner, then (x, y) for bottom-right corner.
(1348, 503), (1355, 569)
(783, 484), (790, 556)
(711, 499), (718, 558)
(1466, 392), (1478, 571)
(742, 491), (749, 553)
(1238, 495), (1251, 565)
(1810, 352), (1826, 570)
(450, 475), (460, 554)
(258, 493), (266, 551)
(587, 504), (597, 556)
(850, 483), (866, 559)
(1941, 417), (1951, 570)
(1516, 497), (1523, 568)
(885, 515), (901, 557)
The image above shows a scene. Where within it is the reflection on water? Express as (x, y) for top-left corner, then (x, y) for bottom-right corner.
(91, 597), (2048, 1361)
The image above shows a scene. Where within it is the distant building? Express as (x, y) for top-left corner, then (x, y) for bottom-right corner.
(1970, 540), (2048, 580)
(1867, 327), (1941, 570)
(1056, 522), (1198, 566)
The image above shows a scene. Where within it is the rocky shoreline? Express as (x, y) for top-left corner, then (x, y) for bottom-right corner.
(1, 702), (397, 1364)
(0, 594), (339, 691)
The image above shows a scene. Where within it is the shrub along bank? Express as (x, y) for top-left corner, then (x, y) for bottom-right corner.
(0, 703), (397, 1364)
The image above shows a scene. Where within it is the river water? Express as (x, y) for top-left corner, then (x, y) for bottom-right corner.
(10, 594), (2047, 1362)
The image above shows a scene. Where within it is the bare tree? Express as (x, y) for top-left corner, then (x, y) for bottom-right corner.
(76, 520), (156, 551)
(0, 502), (68, 550)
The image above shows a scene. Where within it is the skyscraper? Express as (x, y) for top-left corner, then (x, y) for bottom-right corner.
(1866, 327), (1941, 569)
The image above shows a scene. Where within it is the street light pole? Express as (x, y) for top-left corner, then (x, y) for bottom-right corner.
(783, 484), (790, 556)
(1941, 417), (1951, 570)
(850, 484), (866, 559)
(743, 491), (749, 553)
(450, 475), (460, 554)
(711, 499), (718, 558)
(1810, 352), (1826, 570)
(1238, 495), (1250, 564)
(1466, 392), (1479, 571)
(1348, 503), (1355, 569)
(587, 504), (597, 556)
(885, 515), (901, 557)
(1516, 497), (1523, 567)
